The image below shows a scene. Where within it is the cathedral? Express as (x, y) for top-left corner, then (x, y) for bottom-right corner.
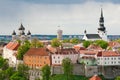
(83, 8), (107, 41)
(12, 23), (31, 42)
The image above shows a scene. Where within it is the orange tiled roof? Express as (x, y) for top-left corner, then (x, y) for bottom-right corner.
(87, 44), (103, 50)
(24, 48), (49, 56)
(108, 41), (120, 47)
(97, 51), (120, 57)
(89, 75), (101, 80)
(6, 42), (20, 50)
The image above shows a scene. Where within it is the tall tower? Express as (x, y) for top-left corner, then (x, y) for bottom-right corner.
(57, 26), (63, 40)
(98, 8), (107, 41)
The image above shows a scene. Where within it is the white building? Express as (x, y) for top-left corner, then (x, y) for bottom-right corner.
(3, 41), (20, 67)
(97, 51), (120, 66)
(57, 28), (63, 40)
(51, 48), (79, 66)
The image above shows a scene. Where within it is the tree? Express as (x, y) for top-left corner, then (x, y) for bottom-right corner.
(10, 64), (29, 80)
(10, 72), (26, 80)
(115, 76), (120, 80)
(70, 38), (80, 44)
(62, 39), (70, 43)
(94, 40), (108, 49)
(83, 41), (92, 48)
(0, 56), (9, 70)
(17, 64), (29, 79)
(5, 67), (15, 79)
(51, 38), (61, 47)
(62, 58), (73, 80)
(41, 64), (51, 80)
(17, 41), (31, 60)
(31, 38), (44, 48)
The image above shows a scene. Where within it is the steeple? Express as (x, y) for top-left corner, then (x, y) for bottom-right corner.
(98, 8), (106, 33)
(18, 23), (25, 30)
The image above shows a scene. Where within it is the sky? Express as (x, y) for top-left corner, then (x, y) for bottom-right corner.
(0, 0), (120, 35)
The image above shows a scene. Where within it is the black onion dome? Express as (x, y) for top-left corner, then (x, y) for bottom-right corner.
(27, 30), (31, 35)
(18, 23), (25, 30)
(21, 31), (25, 35)
(12, 30), (16, 35)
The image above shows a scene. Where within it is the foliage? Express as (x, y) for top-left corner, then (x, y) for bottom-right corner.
(51, 38), (61, 47)
(17, 40), (31, 60)
(62, 39), (70, 43)
(115, 76), (120, 80)
(83, 41), (92, 48)
(31, 38), (44, 48)
(51, 74), (89, 80)
(0, 56), (9, 70)
(62, 58), (73, 80)
(70, 38), (80, 44)
(10, 72), (27, 80)
(17, 64), (29, 78)
(41, 64), (51, 80)
(5, 67), (15, 79)
(94, 40), (108, 49)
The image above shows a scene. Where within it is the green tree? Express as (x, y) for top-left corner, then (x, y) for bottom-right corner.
(51, 38), (61, 47)
(62, 58), (73, 80)
(41, 64), (51, 80)
(83, 41), (92, 48)
(5, 67), (15, 79)
(115, 76), (120, 80)
(0, 56), (9, 70)
(17, 64), (29, 79)
(94, 40), (108, 49)
(17, 41), (31, 60)
(62, 39), (70, 43)
(10, 72), (26, 80)
(70, 38), (80, 44)
(31, 38), (44, 48)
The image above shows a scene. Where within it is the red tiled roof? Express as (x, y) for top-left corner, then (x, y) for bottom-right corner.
(24, 48), (49, 56)
(108, 41), (120, 47)
(87, 44), (103, 50)
(89, 75), (101, 80)
(97, 51), (120, 57)
(6, 42), (20, 50)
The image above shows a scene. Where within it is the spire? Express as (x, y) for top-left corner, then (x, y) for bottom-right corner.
(98, 8), (106, 32)
(101, 8), (103, 18)
(12, 30), (16, 35)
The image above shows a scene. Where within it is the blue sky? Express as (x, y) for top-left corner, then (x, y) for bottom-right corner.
(0, 0), (120, 35)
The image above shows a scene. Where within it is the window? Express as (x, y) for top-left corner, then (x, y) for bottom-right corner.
(53, 56), (55, 59)
(118, 57), (120, 60)
(118, 61), (120, 64)
(114, 62), (116, 64)
(111, 58), (113, 60)
(58, 61), (60, 63)
(111, 61), (113, 64)
(55, 61), (57, 63)
(107, 58), (109, 60)
(44, 61), (46, 64)
(114, 58), (116, 60)
(58, 56), (60, 59)
(97, 58), (100, 60)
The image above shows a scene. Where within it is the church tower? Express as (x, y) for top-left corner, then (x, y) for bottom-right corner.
(57, 26), (63, 40)
(98, 8), (107, 41)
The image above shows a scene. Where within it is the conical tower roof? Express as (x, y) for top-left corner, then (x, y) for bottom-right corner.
(12, 30), (16, 35)
(27, 30), (31, 35)
(18, 23), (25, 30)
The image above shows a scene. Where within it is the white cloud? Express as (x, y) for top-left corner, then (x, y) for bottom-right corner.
(0, 1), (120, 35)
